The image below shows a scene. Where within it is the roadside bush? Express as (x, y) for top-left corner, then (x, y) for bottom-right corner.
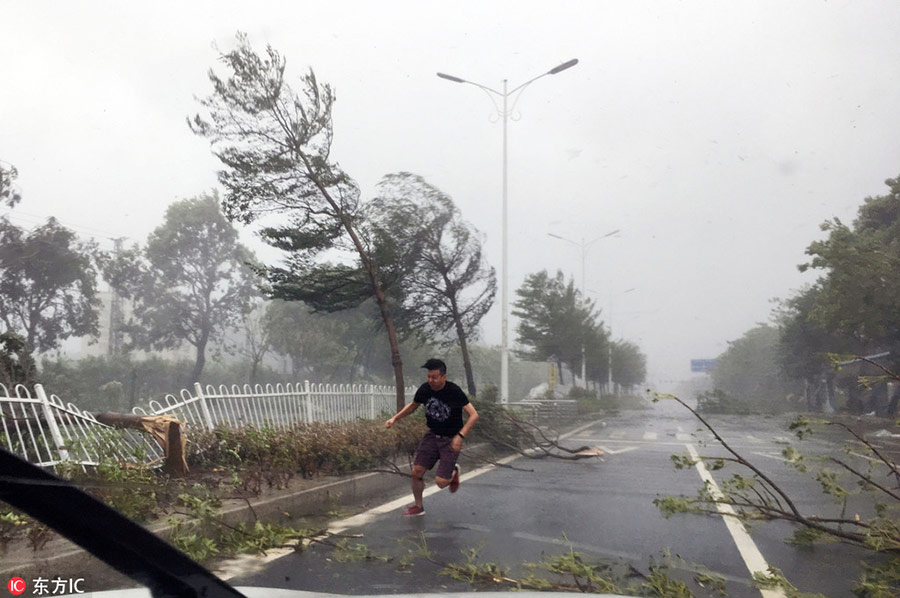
(469, 400), (536, 451)
(57, 459), (159, 523)
(187, 418), (426, 491)
(696, 388), (756, 415)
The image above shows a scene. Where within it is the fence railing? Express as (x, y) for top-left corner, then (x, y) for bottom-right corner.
(0, 383), (162, 469)
(2, 380), (412, 470)
(133, 382), (414, 430)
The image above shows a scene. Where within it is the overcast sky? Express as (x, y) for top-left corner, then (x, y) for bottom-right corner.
(3, 1), (900, 386)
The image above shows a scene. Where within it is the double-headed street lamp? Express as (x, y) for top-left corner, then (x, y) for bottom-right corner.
(437, 59), (578, 404)
(547, 229), (620, 387)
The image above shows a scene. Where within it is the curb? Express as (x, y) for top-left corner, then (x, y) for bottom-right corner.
(1, 415), (599, 586)
(0, 464), (413, 583)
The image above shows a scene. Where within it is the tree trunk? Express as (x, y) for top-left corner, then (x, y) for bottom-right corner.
(310, 176), (405, 409)
(191, 336), (207, 383)
(449, 298), (477, 397)
(334, 212), (405, 410)
(249, 358), (260, 386)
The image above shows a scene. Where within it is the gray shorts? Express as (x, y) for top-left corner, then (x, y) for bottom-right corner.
(414, 430), (460, 480)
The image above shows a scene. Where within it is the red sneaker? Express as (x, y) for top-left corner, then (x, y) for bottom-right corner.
(449, 465), (461, 493)
(403, 505), (425, 517)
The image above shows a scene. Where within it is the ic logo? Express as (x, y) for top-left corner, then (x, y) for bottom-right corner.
(7, 577), (26, 595)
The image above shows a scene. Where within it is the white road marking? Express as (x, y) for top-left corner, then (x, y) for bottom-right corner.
(609, 430), (626, 439)
(686, 443), (785, 598)
(643, 431), (658, 440)
(216, 419), (600, 580)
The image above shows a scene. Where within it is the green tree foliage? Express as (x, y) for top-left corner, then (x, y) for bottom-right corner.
(513, 270), (603, 385)
(799, 175), (900, 363)
(712, 324), (800, 411)
(611, 340), (647, 390)
(0, 332), (37, 388)
(0, 217), (101, 353)
(104, 194), (258, 382)
(264, 299), (359, 382)
(189, 32), (408, 409)
(583, 322), (611, 386)
(0, 161), (22, 208)
(366, 173), (496, 396)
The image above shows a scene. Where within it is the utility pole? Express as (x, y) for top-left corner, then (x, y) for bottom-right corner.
(108, 237), (125, 356)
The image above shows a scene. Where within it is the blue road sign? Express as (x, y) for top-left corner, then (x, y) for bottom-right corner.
(691, 359), (717, 373)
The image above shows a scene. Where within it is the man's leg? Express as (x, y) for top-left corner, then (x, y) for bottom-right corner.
(434, 439), (461, 490)
(411, 465), (427, 507)
(407, 432), (439, 515)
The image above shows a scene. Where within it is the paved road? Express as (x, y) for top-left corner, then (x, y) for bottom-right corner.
(223, 399), (885, 597)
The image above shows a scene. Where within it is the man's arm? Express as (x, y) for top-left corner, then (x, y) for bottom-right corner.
(451, 403), (478, 451)
(385, 401), (420, 428)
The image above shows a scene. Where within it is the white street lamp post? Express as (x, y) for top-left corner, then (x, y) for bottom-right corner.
(438, 59), (578, 404)
(547, 229), (619, 387)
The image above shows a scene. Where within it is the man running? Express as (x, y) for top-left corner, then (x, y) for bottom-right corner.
(385, 358), (479, 516)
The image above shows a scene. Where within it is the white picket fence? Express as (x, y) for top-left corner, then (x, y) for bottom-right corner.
(0, 383), (162, 469)
(132, 382), (415, 431)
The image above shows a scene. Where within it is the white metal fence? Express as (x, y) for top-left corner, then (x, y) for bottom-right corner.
(133, 382), (415, 430)
(0, 383), (162, 469)
(1, 380), (411, 470)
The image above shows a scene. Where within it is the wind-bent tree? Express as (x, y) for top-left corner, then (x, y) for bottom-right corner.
(0, 217), (101, 354)
(513, 270), (597, 384)
(189, 32), (408, 408)
(105, 194), (257, 382)
(712, 324), (800, 411)
(583, 323), (611, 387)
(610, 340), (646, 390)
(800, 175), (900, 357)
(775, 285), (861, 411)
(367, 173), (496, 396)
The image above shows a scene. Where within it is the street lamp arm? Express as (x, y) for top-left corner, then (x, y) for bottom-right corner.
(547, 232), (581, 248)
(509, 58), (578, 95)
(585, 229), (621, 248)
(436, 73), (503, 96)
(548, 58), (579, 75)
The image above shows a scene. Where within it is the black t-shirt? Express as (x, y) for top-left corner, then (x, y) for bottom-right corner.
(414, 381), (469, 437)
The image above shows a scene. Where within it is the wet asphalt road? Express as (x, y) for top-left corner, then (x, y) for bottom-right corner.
(227, 399), (886, 597)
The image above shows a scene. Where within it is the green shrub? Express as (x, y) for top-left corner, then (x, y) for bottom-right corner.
(697, 389), (755, 415)
(186, 418), (426, 492)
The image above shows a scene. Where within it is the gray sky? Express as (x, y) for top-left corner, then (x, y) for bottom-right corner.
(3, 1), (900, 385)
